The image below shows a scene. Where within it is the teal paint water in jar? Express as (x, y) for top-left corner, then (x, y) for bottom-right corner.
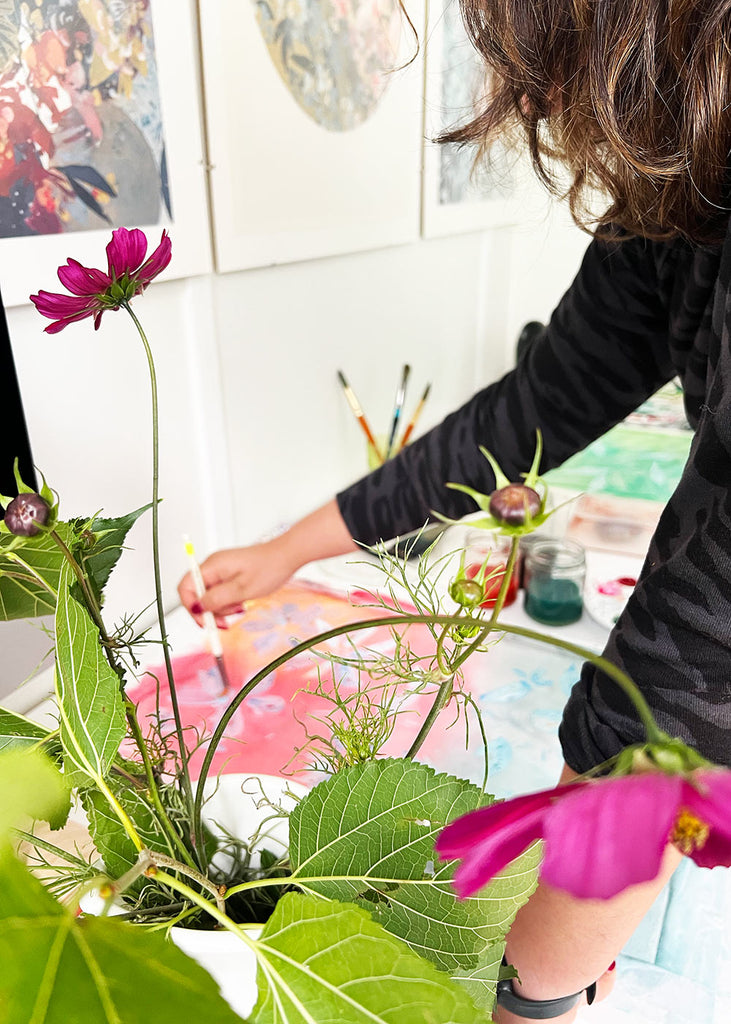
(524, 540), (586, 626)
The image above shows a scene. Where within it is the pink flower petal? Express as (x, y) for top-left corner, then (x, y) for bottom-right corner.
(57, 258), (110, 296)
(451, 807), (546, 897)
(137, 229), (171, 286)
(683, 770), (731, 868)
(31, 290), (93, 317)
(436, 787), (586, 898)
(437, 788), (557, 858)
(106, 227), (148, 279)
(542, 774), (682, 898)
(43, 309), (101, 334)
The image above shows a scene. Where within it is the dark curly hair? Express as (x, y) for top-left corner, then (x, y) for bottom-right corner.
(442, 0), (731, 243)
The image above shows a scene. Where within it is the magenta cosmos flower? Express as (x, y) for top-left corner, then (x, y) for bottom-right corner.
(30, 227), (172, 334)
(436, 769), (731, 900)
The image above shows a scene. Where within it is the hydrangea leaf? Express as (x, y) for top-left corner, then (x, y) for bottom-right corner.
(252, 891), (486, 1024)
(0, 848), (243, 1024)
(288, 760), (539, 981)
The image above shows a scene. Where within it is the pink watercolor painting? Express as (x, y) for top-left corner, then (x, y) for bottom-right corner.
(130, 583), (441, 783)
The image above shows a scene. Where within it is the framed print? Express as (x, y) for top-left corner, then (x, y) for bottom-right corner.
(0, 0), (211, 307)
(199, 0), (426, 272)
(421, 0), (523, 238)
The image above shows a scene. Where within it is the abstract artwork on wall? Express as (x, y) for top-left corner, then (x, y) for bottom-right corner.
(251, 0), (403, 132)
(1, 0), (211, 306)
(0, 1), (169, 240)
(421, 0), (523, 238)
(200, 0), (426, 271)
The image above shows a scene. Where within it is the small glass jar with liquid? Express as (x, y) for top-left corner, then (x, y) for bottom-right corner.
(463, 530), (519, 608)
(524, 540), (586, 625)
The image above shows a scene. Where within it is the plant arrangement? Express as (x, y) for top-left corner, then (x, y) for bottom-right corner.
(1, 229), (730, 1024)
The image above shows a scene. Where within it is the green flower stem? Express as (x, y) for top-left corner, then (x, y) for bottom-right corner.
(122, 706), (198, 869)
(139, 850), (226, 913)
(144, 868), (253, 943)
(406, 621), (492, 760)
(488, 536), (520, 626)
(14, 829), (93, 871)
(122, 303), (195, 833)
(433, 626), (453, 678)
(406, 673), (453, 758)
(420, 536), (521, 758)
(195, 612), (664, 825)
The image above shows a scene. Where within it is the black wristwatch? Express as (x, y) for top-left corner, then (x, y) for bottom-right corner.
(496, 970), (596, 1019)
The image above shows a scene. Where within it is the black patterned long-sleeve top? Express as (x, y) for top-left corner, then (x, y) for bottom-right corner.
(336, 226), (731, 773)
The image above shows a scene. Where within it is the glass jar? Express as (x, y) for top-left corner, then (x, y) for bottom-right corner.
(523, 540), (586, 625)
(463, 530), (519, 608)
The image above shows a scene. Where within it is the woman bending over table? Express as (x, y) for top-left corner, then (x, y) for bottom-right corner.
(181, 2), (731, 1019)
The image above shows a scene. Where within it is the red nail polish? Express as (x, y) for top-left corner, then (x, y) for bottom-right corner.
(191, 601), (203, 615)
(608, 961), (616, 972)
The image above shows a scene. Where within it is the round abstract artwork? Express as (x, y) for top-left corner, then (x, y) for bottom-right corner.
(252, 0), (403, 132)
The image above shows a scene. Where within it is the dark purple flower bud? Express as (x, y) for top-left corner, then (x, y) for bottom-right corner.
(4, 493), (51, 536)
(489, 484), (541, 526)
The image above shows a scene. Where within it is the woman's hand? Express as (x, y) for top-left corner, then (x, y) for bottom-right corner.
(178, 538), (300, 627)
(177, 499), (359, 627)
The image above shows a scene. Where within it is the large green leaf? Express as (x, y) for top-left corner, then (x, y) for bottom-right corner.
(451, 941), (505, 1016)
(251, 891), (486, 1024)
(80, 504), (151, 605)
(0, 706), (53, 753)
(0, 506), (149, 621)
(0, 749), (69, 837)
(289, 760), (539, 978)
(0, 848), (245, 1024)
(81, 781), (175, 881)
(0, 522), (75, 620)
(54, 563), (126, 784)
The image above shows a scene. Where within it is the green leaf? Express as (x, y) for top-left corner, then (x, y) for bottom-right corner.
(289, 761), (539, 980)
(450, 942), (507, 1015)
(252, 891), (486, 1024)
(0, 706), (52, 752)
(0, 749), (69, 837)
(0, 522), (75, 620)
(55, 563), (126, 783)
(0, 848), (245, 1024)
(80, 504), (151, 604)
(81, 781), (174, 883)
(0, 504), (149, 621)
(478, 446), (511, 490)
(451, 941), (505, 1016)
(445, 481), (494, 512)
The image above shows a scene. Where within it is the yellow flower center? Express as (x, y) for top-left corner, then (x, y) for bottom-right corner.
(670, 808), (710, 854)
